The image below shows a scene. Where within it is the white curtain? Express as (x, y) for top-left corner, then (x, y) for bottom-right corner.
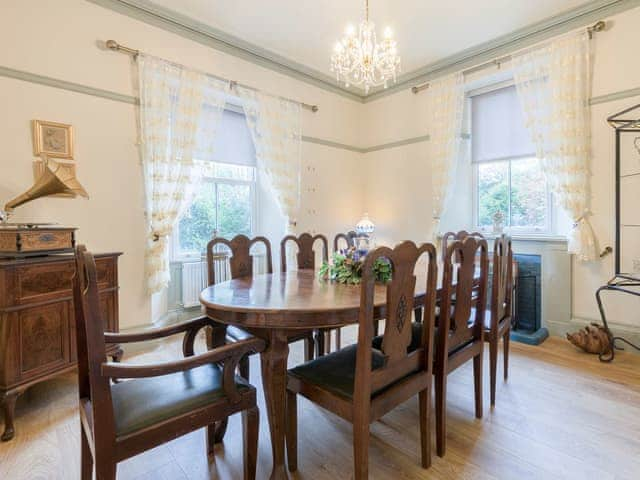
(426, 73), (465, 239)
(138, 54), (227, 293)
(238, 87), (302, 234)
(512, 31), (597, 261)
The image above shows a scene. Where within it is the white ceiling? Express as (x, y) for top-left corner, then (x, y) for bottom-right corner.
(148, 0), (592, 85)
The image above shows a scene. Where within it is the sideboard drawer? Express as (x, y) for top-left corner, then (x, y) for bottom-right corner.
(13, 256), (116, 305)
(16, 262), (75, 304)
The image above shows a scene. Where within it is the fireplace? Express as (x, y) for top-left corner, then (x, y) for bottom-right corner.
(511, 254), (549, 345)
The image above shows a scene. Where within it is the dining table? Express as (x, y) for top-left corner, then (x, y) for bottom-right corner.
(199, 267), (437, 479)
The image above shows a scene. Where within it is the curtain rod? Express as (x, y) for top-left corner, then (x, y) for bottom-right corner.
(104, 40), (319, 112)
(410, 20), (606, 95)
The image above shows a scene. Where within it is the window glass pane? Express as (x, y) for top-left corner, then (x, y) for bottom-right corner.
(178, 183), (217, 256)
(510, 157), (547, 228)
(217, 183), (252, 239)
(478, 161), (509, 228)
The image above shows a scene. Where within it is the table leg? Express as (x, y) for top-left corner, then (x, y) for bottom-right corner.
(261, 329), (290, 480)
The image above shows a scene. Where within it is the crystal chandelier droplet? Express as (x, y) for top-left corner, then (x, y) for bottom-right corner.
(330, 0), (401, 94)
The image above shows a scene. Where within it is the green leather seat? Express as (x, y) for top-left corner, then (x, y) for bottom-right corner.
(288, 345), (386, 399)
(111, 364), (250, 437)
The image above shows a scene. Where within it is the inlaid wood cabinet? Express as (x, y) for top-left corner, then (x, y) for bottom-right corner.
(0, 252), (122, 441)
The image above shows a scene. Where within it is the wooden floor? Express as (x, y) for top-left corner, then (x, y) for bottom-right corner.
(1, 328), (640, 480)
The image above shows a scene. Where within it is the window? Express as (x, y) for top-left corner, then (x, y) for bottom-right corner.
(471, 84), (551, 233)
(173, 109), (257, 260)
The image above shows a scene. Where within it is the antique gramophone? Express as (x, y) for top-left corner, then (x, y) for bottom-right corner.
(0, 155), (88, 257)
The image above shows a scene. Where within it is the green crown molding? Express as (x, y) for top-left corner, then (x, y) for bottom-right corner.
(364, 0), (640, 102)
(87, 0), (366, 102)
(87, 0), (640, 104)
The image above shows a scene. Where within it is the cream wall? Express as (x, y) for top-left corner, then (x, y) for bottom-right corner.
(361, 6), (640, 337)
(2, 0), (638, 336)
(0, 0), (365, 329)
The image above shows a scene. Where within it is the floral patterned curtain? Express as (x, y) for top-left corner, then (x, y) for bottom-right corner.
(426, 73), (465, 239)
(138, 54), (227, 293)
(512, 31), (597, 261)
(237, 87), (302, 235)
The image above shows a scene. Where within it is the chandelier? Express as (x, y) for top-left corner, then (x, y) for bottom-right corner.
(330, 0), (401, 94)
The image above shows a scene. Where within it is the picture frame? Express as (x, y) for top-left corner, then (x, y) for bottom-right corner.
(32, 120), (74, 159)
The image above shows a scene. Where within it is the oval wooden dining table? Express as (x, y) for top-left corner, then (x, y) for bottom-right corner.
(200, 269), (430, 480)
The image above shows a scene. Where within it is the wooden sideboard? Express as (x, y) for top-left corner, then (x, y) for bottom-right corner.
(0, 252), (122, 441)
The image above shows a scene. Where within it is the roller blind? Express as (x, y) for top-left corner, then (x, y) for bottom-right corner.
(212, 109), (256, 167)
(471, 84), (535, 163)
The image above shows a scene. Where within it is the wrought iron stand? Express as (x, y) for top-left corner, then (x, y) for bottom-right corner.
(595, 275), (640, 362)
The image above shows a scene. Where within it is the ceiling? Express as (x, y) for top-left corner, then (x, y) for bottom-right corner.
(145, 0), (597, 94)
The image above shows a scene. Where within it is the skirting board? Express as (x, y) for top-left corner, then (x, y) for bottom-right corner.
(547, 316), (640, 353)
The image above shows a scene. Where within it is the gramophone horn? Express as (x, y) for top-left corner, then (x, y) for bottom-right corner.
(4, 162), (88, 212)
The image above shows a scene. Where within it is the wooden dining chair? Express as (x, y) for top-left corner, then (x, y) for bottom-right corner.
(72, 246), (263, 480)
(328, 231), (357, 352)
(440, 230), (484, 262)
(286, 241), (439, 479)
(206, 234), (273, 380)
(333, 231), (357, 251)
(434, 236), (488, 456)
(484, 234), (513, 406)
(281, 233), (331, 358)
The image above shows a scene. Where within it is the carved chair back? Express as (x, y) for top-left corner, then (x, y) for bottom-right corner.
(441, 230), (484, 263)
(207, 235), (273, 285)
(355, 241), (438, 398)
(280, 233), (328, 272)
(72, 246), (116, 446)
(333, 231), (357, 252)
(437, 236), (489, 358)
(490, 234), (513, 330)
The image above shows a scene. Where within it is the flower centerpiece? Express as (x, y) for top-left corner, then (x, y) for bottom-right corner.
(319, 246), (391, 284)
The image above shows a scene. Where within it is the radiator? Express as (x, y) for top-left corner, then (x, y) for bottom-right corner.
(181, 261), (209, 308)
(180, 253), (266, 308)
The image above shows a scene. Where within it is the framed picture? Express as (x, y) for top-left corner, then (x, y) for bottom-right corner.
(32, 120), (74, 159)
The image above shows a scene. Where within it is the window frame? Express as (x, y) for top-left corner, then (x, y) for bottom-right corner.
(469, 80), (553, 236)
(171, 171), (257, 262)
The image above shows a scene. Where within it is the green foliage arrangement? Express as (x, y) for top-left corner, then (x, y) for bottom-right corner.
(319, 247), (392, 285)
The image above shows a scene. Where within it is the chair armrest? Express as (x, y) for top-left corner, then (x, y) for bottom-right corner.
(102, 336), (264, 403)
(104, 316), (216, 344)
(101, 336), (265, 379)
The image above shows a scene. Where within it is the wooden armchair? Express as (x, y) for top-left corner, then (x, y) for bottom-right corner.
(286, 241), (439, 479)
(73, 246), (263, 480)
(281, 233), (331, 357)
(484, 234), (513, 406)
